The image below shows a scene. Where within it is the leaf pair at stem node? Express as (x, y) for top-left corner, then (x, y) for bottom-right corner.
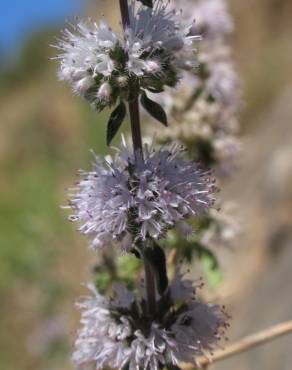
(107, 92), (168, 145)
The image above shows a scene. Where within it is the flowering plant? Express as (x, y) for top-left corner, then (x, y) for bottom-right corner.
(53, 0), (238, 369)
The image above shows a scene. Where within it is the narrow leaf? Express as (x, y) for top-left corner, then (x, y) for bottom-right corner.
(147, 87), (165, 94)
(106, 102), (126, 146)
(197, 246), (219, 270)
(141, 91), (168, 126)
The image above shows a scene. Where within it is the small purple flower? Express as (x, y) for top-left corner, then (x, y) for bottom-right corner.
(66, 140), (217, 251)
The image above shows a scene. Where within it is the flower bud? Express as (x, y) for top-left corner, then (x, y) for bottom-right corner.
(144, 60), (161, 74)
(116, 76), (128, 88)
(97, 82), (112, 101)
(75, 76), (95, 95)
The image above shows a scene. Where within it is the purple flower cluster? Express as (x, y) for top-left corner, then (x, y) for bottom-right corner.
(53, 0), (201, 111)
(73, 271), (228, 370)
(66, 140), (217, 251)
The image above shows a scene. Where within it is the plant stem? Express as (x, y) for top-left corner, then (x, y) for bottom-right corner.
(183, 320), (292, 369)
(128, 100), (143, 158)
(119, 0), (156, 316)
(144, 253), (157, 316)
(119, 0), (143, 157)
(119, 0), (130, 26)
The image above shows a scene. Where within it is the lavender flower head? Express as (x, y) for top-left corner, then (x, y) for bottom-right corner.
(53, 0), (201, 112)
(66, 139), (217, 251)
(73, 272), (229, 369)
(177, 0), (234, 39)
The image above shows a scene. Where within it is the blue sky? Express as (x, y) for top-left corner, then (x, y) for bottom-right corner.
(0, 0), (85, 54)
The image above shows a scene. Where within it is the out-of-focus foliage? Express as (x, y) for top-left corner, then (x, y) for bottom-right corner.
(0, 31), (51, 91)
(0, 27), (111, 370)
(94, 252), (143, 293)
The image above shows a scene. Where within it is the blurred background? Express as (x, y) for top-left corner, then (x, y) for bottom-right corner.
(0, 1), (292, 369)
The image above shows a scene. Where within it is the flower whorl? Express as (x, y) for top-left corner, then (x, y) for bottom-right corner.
(73, 272), (229, 369)
(54, 0), (201, 112)
(67, 140), (217, 251)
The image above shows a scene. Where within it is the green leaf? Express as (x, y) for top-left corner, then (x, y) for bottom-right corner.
(198, 246), (223, 288)
(93, 270), (112, 294)
(138, 0), (153, 7)
(144, 242), (168, 295)
(141, 91), (168, 126)
(106, 101), (126, 146)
